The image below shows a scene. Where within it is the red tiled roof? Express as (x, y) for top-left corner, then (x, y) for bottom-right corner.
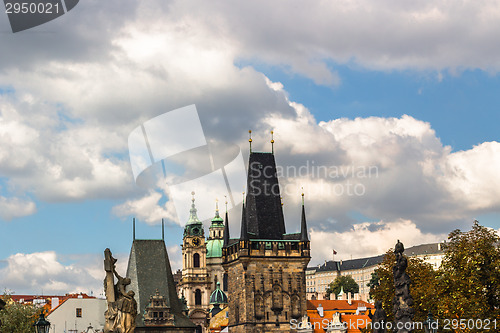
(306, 300), (374, 333)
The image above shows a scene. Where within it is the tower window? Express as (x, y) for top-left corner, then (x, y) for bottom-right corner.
(195, 289), (202, 305)
(223, 273), (228, 292)
(76, 308), (82, 318)
(193, 253), (200, 268)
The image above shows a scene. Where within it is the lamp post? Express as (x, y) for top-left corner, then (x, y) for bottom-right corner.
(34, 312), (51, 333)
(423, 311), (437, 333)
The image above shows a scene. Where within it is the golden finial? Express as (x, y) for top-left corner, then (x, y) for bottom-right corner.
(249, 130), (252, 153)
(280, 196), (283, 206)
(224, 195), (228, 212)
(301, 187), (304, 205)
(242, 191), (245, 204)
(191, 191), (195, 202)
(271, 130), (274, 154)
(215, 198), (219, 212)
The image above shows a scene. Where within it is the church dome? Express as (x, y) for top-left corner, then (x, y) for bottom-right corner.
(206, 238), (223, 258)
(210, 282), (228, 305)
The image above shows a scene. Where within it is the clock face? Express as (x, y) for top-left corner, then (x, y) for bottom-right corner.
(192, 237), (201, 246)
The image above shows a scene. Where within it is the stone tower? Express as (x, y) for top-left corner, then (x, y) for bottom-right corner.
(206, 200), (226, 292)
(222, 150), (311, 332)
(180, 192), (211, 332)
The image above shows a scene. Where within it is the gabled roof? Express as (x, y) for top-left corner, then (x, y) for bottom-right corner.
(126, 239), (195, 328)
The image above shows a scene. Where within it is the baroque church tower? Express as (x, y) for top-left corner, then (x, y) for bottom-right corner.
(222, 138), (311, 332)
(180, 192), (212, 332)
(206, 200), (227, 292)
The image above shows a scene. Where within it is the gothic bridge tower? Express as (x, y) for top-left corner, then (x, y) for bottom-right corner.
(222, 135), (311, 333)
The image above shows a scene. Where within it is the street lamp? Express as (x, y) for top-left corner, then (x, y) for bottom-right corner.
(423, 311), (437, 333)
(33, 312), (51, 333)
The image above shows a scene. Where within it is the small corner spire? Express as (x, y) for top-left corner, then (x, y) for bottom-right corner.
(133, 217), (136, 241)
(223, 196), (230, 248)
(240, 198), (249, 241)
(271, 130), (275, 154)
(300, 190), (308, 242)
(248, 130), (252, 153)
(162, 218), (165, 241)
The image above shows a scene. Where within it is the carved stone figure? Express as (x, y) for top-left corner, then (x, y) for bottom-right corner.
(371, 301), (387, 333)
(392, 240), (415, 333)
(0, 297), (5, 327)
(104, 248), (137, 333)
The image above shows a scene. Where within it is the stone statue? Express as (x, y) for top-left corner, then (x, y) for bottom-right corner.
(371, 301), (387, 333)
(0, 297), (5, 327)
(392, 240), (414, 333)
(104, 248), (137, 333)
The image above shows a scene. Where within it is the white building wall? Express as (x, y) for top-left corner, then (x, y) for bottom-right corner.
(47, 298), (106, 333)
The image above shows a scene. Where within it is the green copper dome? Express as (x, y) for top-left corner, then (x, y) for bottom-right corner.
(183, 192), (204, 238)
(206, 238), (223, 258)
(210, 282), (228, 305)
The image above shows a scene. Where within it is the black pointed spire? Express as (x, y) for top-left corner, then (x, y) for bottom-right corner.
(162, 219), (165, 241)
(133, 218), (136, 241)
(245, 152), (286, 239)
(223, 198), (230, 248)
(300, 192), (308, 242)
(240, 198), (249, 241)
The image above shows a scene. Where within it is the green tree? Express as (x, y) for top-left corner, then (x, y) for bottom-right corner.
(0, 294), (38, 333)
(369, 249), (438, 328)
(367, 271), (379, 298)
(325, 275), (359, 299)
(437, 221), (500, 321)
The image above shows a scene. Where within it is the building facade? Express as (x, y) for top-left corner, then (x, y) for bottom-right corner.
(47, 298), (106, 333)
(222, 151), (311, 332)
(306, 242), (445, 301)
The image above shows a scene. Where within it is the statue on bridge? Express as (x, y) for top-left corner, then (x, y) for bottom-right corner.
(104, 248), (137, 333)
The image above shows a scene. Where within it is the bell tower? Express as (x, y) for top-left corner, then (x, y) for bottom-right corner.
(180, 192), (211, 332)
(206, 200), (226, 292)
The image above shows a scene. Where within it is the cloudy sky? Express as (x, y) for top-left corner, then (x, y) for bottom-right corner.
(1, 0), (500, 295)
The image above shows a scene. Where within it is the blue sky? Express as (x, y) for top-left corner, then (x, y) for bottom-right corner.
(1, 0), (500, 295)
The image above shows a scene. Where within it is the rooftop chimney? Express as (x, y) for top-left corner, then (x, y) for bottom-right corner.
(317, 304), (324, 317)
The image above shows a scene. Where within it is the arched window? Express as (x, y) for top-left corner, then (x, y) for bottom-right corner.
(195, 289), (202, 305)
(193, 253), (200, 268)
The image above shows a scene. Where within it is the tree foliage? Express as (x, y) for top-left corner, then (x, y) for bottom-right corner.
(370, 221), (500, 332)
(0, 294), (38, 333)
(326, 275), (359, 299)
(437, 221), (500, 321)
